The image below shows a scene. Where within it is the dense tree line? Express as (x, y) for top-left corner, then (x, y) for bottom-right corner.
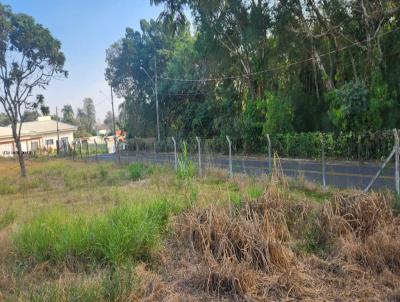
(106, 0), (400, 152)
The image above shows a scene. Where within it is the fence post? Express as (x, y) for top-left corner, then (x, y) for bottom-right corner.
(394, 129), (399, 194)
(321, 135), (326, 190)
(72, 142), (76, 160)
(226, 135), (233, 178)
(94, 140), (98, 161)
(171, 136), (177, 171)
(266, 134), (272, 174)
(86, 141), (89, 158)
(79, 140), (82, 159)
(196, 136), (202, 177)
(117, 141), (121, 163)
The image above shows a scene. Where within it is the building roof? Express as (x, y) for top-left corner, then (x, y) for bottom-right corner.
(0, 117), (77, 139)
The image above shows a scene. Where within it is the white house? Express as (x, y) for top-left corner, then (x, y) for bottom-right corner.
(0, 116), (77, 157)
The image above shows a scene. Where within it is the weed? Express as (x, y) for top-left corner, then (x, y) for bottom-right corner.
(127, 163), (146, 181)
(177, 142), (196, 179)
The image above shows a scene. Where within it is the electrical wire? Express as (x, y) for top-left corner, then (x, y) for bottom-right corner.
(158, 27), (399, 82)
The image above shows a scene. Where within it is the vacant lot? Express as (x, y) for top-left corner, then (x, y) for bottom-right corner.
(0, 158), (399, 301)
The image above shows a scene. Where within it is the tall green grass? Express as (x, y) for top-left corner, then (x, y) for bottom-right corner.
(13, 198), (181, 265)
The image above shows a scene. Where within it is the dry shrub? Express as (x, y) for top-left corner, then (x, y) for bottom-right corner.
(174, 179), (300, 300)
(324, 192), (392, 238)
(321, 191), (400, 274)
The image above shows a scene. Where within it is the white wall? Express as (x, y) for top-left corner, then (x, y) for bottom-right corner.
(0, 130), (75, 157)
(42, 131), (74, 150)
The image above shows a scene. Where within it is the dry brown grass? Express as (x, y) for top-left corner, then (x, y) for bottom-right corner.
(145, 169), (400, 301)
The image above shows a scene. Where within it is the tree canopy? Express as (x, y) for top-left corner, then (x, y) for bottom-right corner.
(105, 0), (400, 151)
(0, 3), (66, 175)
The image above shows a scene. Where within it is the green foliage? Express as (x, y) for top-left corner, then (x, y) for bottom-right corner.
(127, 163), (145, 181)
(61, 104), (75, 125)
(105, 0), (400, 153)
(246, 185), (264, 200)
(12, 198), (177, 265)
(127, 163), (154, 181)
(177, 142), (196, 179)
(263, 92), (294, 135)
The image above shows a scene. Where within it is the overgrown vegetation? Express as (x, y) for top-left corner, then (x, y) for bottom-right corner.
(1, 158), (400, 301)
(106, 0), (400, 158)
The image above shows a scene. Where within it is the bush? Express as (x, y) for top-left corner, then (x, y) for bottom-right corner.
(13, 198), (178, 265)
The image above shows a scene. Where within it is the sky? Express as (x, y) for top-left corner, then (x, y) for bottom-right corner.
(2, 0), (163, 122)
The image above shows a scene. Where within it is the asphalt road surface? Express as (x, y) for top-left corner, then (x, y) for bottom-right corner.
(96, 151), (396, 191)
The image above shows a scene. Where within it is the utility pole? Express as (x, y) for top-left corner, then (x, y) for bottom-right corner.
(140, 60), (160, 141)
(110, 86), (118, 155)
(155, 59), (160, 141)
(56, 106), (60, 155)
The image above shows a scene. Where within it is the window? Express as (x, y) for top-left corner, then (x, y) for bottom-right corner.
(45, 139), (54, 146)
(31, 142), (38, 151)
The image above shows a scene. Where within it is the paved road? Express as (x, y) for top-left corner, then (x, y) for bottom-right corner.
(96, 151), (396, 191)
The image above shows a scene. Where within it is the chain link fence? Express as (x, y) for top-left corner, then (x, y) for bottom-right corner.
(54, 130), (400, 192)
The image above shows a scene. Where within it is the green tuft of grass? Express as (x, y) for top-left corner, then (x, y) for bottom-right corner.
(246, 185), (264, 200)
(12, 198), (182, 265)
(0, 178), (18, 195)
(127, 163), (146, 181)
(0, 208), (16, 230)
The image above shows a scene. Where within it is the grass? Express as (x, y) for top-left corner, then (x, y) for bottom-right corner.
(0, 208), (16, 230)
(1, 157), (397, 301)
(13, 197), (179, 265)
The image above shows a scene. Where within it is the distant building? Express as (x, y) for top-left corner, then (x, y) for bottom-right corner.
(0, 116), (77, 157)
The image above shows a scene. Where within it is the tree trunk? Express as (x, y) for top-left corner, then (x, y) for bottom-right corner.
(16, 141), (27, 177)
(12, 124), (27, 177)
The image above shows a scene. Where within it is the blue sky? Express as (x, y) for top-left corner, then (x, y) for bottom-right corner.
(2, 0), (163, 121)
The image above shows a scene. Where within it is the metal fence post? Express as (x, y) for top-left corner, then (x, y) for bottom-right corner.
(79, 140), (82, 159)
(171, 137), (177, 171)
(321, 135), (326, 190)
(267, 134), (272, 174)
(226, 135), (233, 178)
(72, 142), (76, 160)
(196, 136), (202, 176)
(394, 129), (399, 194)
(117, 141), (121, 163)
(94, 140), (98, 161)
(86, 141), (89, 158)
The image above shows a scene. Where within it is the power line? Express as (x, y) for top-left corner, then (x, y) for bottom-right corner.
(158, 28), (399, 83)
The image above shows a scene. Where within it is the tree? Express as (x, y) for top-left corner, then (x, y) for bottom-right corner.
(0, 4), (66, 176)
(103, 111), (114, 132)
(61, 104), (75, 124)
(76, 98), (96, 136)
(21, 110), (39, 122)
(0, 112), (9, 126)
(36, 94), (49, 116)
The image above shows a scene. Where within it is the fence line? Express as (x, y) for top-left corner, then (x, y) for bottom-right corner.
(38, 132), (400, 192)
